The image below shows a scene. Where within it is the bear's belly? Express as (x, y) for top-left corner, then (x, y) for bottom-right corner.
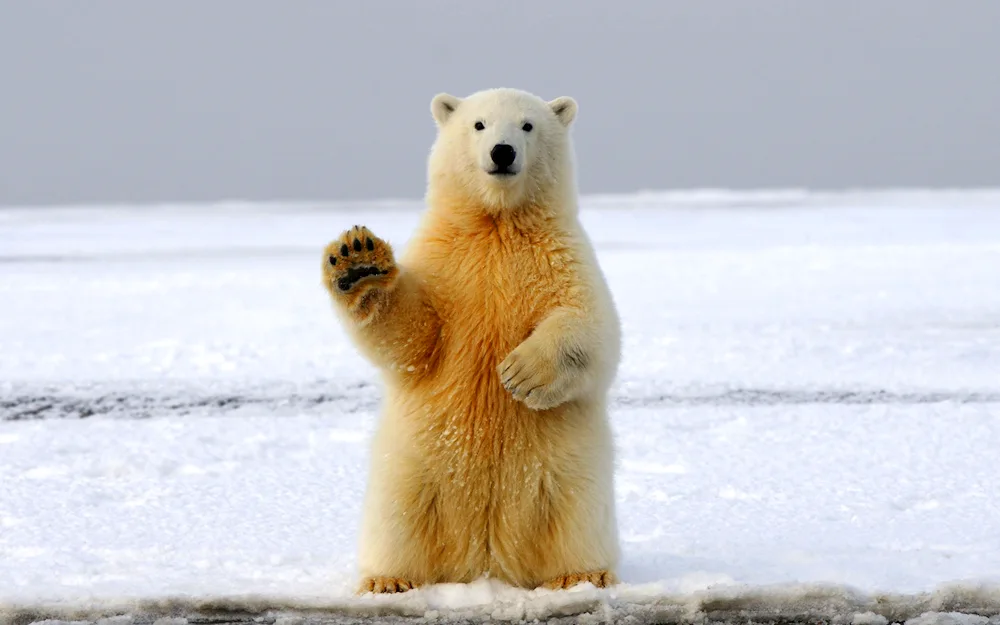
(419, 318), (546, 455)
(416, 407), (564, 584)
(417, 349), (542, 471)
(387, 328), (576, 580)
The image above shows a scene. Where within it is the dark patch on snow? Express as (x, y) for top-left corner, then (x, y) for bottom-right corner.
(1, 382), (998, 421)
(0, 381), (378, 421)
(616, 388), (1000, 408)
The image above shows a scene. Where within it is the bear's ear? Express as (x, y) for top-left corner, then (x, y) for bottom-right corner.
(548, 96), (578, 127)
(431, 93), (462, 126)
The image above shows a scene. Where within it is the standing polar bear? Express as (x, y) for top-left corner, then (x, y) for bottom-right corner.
(321, 88), (621, 594)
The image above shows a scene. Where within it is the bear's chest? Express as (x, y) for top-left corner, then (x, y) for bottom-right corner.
(434, 236), (564, 347)
(414, 235), (574, 460)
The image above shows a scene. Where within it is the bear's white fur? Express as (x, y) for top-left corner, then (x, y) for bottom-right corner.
(321, 87), (621, 593)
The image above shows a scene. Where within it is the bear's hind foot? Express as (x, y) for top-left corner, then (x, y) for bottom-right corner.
(358, 576), (418, 594)
(540, 570), (616, 590)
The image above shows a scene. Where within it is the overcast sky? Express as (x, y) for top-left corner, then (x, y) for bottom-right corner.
(1, 1), (998, 206)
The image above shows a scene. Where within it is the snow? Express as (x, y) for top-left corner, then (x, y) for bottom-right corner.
(2, 190), (1000, 623)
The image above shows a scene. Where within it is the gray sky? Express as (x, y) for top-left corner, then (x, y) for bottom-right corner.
(1, 1), (998, 206)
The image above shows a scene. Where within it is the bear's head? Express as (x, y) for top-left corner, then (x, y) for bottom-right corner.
(427, 88), (578, 214)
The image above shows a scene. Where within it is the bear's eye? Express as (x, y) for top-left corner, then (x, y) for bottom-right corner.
(474, 121), (485, 131)
(522, 122), (533, 132)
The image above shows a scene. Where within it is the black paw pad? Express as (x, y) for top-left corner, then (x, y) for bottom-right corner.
(328, 255), (337, 266)
(337, 265), (388, 292)
(340, 243), (349, 257)
(353, 238), (363, 252)
(366, 237), (375, 251)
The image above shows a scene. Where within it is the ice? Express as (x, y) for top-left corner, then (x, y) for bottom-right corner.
(1, 190), (1000, 623)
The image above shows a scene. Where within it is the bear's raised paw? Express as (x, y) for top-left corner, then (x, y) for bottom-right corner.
(322, 225), (397, 295)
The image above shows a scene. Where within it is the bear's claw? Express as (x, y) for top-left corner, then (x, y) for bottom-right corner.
(358, 576), (417, 594)
(540, 570), (616, 590)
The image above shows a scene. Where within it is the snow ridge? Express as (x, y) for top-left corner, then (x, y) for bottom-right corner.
(3, 580), (1000, 625)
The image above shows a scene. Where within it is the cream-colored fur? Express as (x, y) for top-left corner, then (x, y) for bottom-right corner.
(320, 88), (621, 593)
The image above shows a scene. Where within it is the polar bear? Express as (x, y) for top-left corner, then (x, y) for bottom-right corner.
(321, 88), (621, 594)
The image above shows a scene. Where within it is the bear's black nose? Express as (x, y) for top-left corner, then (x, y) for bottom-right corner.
(490, 143), (516, 169)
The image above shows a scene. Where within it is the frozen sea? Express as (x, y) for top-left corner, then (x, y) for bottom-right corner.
(1, 189), (999, 624)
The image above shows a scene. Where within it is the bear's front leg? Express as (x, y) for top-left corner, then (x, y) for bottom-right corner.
(497, 307), (604, 411)
(322, 226), (442, 378)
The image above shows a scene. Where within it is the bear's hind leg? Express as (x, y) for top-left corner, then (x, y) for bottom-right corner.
(356, 436), (443, 594)
(527, 494), (620, 591)
(523, 420), (620, 591)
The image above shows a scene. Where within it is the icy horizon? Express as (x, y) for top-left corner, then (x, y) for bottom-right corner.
(3, 185), (1000, 213)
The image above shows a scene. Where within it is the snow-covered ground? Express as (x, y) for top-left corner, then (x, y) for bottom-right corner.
(2, 190), (1000, 623)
